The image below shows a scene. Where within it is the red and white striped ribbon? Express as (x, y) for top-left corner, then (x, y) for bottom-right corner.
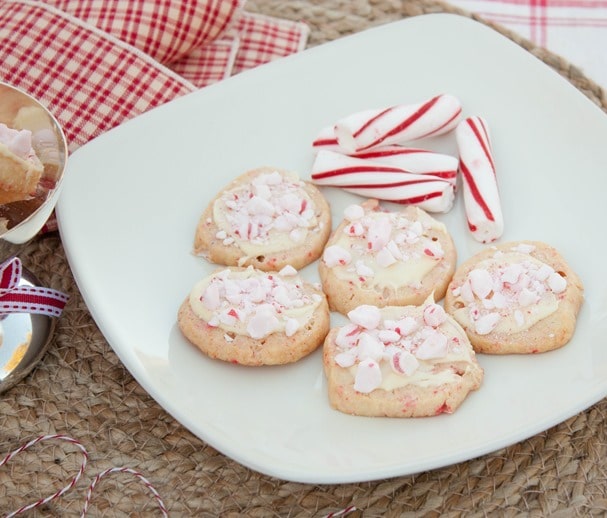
(0, 257), (68, 317)
(1, 434), (168, 517)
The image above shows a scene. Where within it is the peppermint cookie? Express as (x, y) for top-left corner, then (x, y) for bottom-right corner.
(178, 265), (330, 366)
(318, 200), (456, 315)
(444, 241), (584, 354)
(323, 300), (483, 417)
(0, 123), (43, 204)
(193, 167), (331, 271)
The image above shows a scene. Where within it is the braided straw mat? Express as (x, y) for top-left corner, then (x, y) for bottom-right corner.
(2, 1), (607, 516)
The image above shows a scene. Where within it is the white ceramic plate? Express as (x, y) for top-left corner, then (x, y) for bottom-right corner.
(57, 13), (607, 484)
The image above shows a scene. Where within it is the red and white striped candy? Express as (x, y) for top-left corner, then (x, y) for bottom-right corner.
(312, 124), (341, 151)
(330, 94), (462, 153)
(311, 150), (455, 213)
(456, 116), (504, 243)
(350, 146), (458, 185)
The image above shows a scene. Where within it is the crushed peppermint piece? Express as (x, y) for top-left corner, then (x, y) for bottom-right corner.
(513, 243), (536, 254)
(390, 350), (419, 375)
(474, 312), (501, 335)
(468, 269), (494, 299)
(356, 332), (384, 361)
(355, 260), (375, 277)
(278, 265), (298, 276)
(215, 171), (316, 245)
(323, 245), (352, 267)
(353, 359), (382, 393)
(422, 304), (447, 327)
(193, 267), (321, 340)
(375, 247), (397, 268)
(285, 318), (300, 337)
(455, 251), (570, 333)
(348, 305), (382, 329)
(548, 272), (567, 293)
(415, 330), (449, 359)
(335, 350), (357, 368)
(344, 204), (365, 221)
(326, 207), (446, 284)
(334, 300), (470, 394)
(247, 304), (280, 339)
(394, 316), (419, 336)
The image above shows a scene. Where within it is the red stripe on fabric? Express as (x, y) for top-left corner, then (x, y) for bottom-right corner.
(477, 12), (607, 27)
(0, 2), (195, 150)
(468, 0), (607, 7)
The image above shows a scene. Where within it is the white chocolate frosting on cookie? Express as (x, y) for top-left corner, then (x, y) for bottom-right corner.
(189, 266), (323, 339)
(212, 170), (320, 257)
(321, 203), (446, 289)
(333, 300), (477, 394)
(449, 243), (567, 336)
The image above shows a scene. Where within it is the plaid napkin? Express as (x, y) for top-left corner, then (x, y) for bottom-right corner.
(0, 0), (309, 152)
(449, 0), (607, 89)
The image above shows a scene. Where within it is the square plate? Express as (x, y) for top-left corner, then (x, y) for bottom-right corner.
(57, 13), (607, 483)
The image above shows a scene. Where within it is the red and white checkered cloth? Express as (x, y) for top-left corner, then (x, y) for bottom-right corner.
(0, 0), (309, 152)
(449, 0), (607, 89)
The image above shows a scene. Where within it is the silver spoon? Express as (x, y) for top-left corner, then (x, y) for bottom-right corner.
(0, 265), (56, 393)
(0, 82), (67, 393)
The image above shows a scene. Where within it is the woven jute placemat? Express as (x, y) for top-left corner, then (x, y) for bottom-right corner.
(2, 1), (607, 516)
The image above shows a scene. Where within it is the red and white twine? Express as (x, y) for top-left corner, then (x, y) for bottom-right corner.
(0, 434), (168, 517)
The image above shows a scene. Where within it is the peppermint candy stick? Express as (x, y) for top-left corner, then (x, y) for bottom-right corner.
(351, 146), (458, 184)
(333, 94), (462, 153)
(311, 150), (455, 213)
(456, 116), (504, 243)
(312, 124), (340, 151)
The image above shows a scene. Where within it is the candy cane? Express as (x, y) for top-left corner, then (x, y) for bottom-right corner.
(350, 146), (458, 184)
(312, 124), (340, 151)
(311, 150), (455, 213)
(333, 94), (462, 153)
(456, 116), (504, 243)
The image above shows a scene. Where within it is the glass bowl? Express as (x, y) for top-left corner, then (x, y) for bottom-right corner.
(0, 81), (68, 244)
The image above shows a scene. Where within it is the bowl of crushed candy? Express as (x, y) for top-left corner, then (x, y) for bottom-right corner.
(0, 81), (68, 244)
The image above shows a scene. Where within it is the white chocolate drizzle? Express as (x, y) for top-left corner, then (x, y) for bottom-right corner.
(212, 170), (319, 256)
(190, 266), (322, 340)
(334, 300), (475, 394)
(322, 203), (447, 288)
(450, 246), (567, 335)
